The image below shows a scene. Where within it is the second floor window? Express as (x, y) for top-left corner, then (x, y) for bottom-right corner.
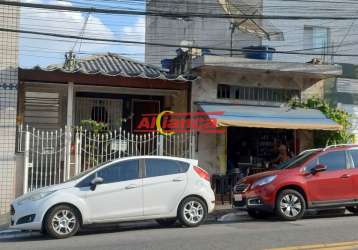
(304, 26), (330, 60)
(217, 84), (300, 104)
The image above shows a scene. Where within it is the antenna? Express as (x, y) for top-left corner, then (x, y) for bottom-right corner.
(71, 11), (91, 53)
(217, 0), (284, 41)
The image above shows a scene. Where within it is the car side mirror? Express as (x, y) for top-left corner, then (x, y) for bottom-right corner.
(311, 164), (327, 175)
(90, 176), (103, 191)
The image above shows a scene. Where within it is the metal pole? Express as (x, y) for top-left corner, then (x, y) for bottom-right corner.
(23, 131), (30, 194)
(65, 126), (72, 180)
(191, 132), (196, 159)
(158, 135), (164, 155)
(75, 130), (80, 175)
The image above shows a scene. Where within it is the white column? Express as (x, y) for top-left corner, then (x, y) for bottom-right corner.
(65, 82), (74, 180)
(23, 131), (30, 194)
(67, 82), (74, 128)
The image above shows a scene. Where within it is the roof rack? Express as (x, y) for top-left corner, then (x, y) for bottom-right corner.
(323, 144), (358, 151)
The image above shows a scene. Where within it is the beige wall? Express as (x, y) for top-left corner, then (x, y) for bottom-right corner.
(164, 89), (188, 113)
(192, 69), (326, 104)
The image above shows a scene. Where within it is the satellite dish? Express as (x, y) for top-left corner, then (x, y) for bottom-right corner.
(217, 0), (284, 41)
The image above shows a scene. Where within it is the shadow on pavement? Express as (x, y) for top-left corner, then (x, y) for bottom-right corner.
(0, 209), (355, 242)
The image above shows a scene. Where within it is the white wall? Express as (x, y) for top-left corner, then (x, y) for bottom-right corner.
(0, 1), (19, 215)
(262, 0), (358, 64)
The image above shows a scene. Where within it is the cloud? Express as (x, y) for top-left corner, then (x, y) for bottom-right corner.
(121, 16), (145, 42)
(20, 0), (115, 67)
(115, 16), (145, 61)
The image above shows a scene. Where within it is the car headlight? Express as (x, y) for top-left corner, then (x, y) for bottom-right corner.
(28, 191), (56, 201)
(17, 190), (56, 205)
(251, 175), (277, 189)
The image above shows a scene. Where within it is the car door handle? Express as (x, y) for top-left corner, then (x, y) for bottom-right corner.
(341, 174), (351, 179)
(172, 178), (184, 182)
(125, 184), (137, 189)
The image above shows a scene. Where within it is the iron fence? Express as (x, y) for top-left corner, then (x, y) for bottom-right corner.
(17, 124), (196, 192)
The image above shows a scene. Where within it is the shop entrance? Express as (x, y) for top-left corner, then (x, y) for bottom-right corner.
(227, 127), (297, 178)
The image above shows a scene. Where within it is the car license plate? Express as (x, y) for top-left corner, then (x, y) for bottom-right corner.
(234, 194), (243, 201)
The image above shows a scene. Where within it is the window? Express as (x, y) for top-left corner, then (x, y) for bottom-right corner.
(217, 84), (231, 99)
(304, 26), (330, 60)
(75, 96), (123, 129)
(349, 150), (358, 168)
(96, 160), (139, 184)
(318, 151), (347, 171)
(24, 91), (61, 129)
(277, 150), (317, 170)
(145, 159), (189, 177)
(303, 158), (318, 172)
(217, 84), (300, 104)
(77, 173), (96, 187)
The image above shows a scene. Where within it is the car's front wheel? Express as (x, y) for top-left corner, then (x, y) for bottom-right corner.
(178, 197), (207, 227)
(44, 205), (80, 239)
(346, 206), (358, 214)
(275, 189), (306, 221)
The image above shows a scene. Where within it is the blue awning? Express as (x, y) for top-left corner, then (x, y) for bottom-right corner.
(199, 103), (342, 130)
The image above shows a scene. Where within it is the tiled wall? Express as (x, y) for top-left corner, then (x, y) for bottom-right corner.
(0, 2), (19, 215)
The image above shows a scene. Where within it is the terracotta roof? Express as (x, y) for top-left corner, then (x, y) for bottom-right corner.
(25, 53), (191, 81)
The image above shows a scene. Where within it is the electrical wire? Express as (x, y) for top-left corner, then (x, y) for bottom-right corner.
(5, 27), (358, 57)
(2, 1), (358, 20)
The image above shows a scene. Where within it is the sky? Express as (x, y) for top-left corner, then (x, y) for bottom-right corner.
(20, 0), (145, 68)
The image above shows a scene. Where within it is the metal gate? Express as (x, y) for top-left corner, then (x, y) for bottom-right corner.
(18, 125), (196, 193)
(18, 126), (68, 192)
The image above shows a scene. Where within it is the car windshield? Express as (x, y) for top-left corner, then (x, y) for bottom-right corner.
(64, 162), (106, 182)
(275, 150), (319, 170)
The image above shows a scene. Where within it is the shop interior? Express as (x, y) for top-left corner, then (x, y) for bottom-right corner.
(213, 127), (298, 203)
(227, 127), (297, 177)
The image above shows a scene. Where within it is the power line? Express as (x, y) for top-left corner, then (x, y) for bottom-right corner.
(2, 0), (358, 20)
(4, 27), (358, 57)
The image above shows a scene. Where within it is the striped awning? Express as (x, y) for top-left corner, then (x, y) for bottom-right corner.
(199, 104), (342, 130)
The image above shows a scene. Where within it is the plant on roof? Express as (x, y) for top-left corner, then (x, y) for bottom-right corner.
(289, 97), (354, 147)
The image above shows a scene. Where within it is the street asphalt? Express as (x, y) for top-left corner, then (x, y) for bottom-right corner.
(1, 210), (358, 250)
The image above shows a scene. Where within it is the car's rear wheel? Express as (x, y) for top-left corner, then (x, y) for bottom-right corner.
(156, 218), (177, 227)
(247, 209), (271, 219)
(45, 205), (80, 239)
(346, 206), (358, 214)
(178, 197), (207, 227)
(275, 189), (306, 221)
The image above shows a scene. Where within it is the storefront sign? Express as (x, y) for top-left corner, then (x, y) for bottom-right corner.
(135, 111), (225, 135)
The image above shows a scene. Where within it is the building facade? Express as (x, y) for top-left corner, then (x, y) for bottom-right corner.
(327, 64), (358, 142)
(145, 0), (262, 66)
(189, 55), (342, 178)
(262, 0), (358, 64)
(0, 1), (19, 216)
(260, 0), (358, 140)
(15, 53), (194, 194)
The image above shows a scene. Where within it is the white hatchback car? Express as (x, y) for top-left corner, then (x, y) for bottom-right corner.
(10, 156), (215, 238)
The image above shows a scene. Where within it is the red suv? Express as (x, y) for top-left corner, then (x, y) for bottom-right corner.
(233, 145), (358, 221)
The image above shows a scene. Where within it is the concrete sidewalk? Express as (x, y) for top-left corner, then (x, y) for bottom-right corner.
(0, 213), (10, 230)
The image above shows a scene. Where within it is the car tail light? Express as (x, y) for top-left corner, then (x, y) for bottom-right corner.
(193, 166), (210, 182)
